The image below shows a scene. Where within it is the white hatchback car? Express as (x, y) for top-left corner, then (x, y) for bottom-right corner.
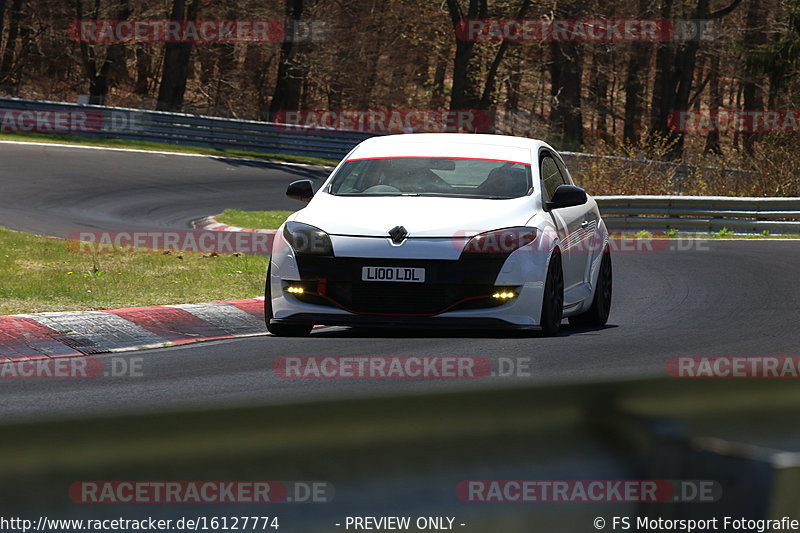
(265, 133), (611, 336)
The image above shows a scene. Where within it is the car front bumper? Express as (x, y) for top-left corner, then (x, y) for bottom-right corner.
(269, 229), (551, 327)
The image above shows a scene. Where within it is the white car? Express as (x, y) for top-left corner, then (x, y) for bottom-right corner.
(265, 133), (611, 336)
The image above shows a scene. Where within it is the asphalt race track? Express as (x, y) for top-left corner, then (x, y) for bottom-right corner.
(0, 142), (329, 237)
(2, 142), (800, 422)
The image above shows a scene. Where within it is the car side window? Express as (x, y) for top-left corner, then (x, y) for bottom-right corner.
(540, 153), (565, 203)
(552, 156), (574, 186)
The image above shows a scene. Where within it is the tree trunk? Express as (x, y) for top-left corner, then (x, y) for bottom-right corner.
(430, 51), (448, 108)
(268, 0), (309, 120)
(446, 0), (484, 111)
(590, 47), (611, 138)
(670, 0), (715, 157)
(156, 0), (200, 112)
(504, 47), (523, 112)
(76, 0), (131, 105)
(548, 0), (585, 150)
(478, 0), (532, 112)
(648, 0), (676, 145)
(450, 37), (479, 110)
(549, 42), (584, 150)
(0, 0), (21, 82)
(742, 0), (765, 154)
(134, 45), (150, 97)
(326, 79), (344, 111)
(623, 43), (650, 144)
(650, 0), (741, 159)
(0, 0), (6, 55)
(624, 0), (653, 144)
(732, 83), (743, 150)
(704, 52), (722, 154)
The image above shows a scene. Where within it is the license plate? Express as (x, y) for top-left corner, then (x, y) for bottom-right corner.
(362, 266), (425, 283)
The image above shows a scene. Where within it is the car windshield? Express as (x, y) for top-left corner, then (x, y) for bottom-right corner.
(328, 157), (532, 199)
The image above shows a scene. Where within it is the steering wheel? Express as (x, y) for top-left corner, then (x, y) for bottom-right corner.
(401, 171), (452, 193)
(362, 184), (402, 194)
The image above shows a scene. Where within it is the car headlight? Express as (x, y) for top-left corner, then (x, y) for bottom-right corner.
(283, 222), (334, 256)
(461, 227), (537, 256)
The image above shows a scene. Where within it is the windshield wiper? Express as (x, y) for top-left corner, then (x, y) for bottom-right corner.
(414, 193), (514, 199)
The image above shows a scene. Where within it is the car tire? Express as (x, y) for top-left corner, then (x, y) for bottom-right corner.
(264, 264), (313, 337)
(568, 248), (612, 328)
(539, 250), (564, 336)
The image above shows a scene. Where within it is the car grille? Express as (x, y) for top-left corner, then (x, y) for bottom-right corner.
(292, 257), (510, 316)
(330, 281), (502, 315)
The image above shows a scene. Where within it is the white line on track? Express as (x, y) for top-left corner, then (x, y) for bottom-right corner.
(0, 139), (334, 169)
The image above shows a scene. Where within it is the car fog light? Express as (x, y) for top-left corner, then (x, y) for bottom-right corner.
(492, 290), (516, 299)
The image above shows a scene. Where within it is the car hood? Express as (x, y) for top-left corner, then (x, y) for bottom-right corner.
(292, 193), (536, 237)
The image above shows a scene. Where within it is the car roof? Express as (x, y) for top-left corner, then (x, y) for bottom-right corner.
(347, 133), (554, 164)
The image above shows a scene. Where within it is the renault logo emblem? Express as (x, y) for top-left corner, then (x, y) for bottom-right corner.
(388, 225), (408, 244)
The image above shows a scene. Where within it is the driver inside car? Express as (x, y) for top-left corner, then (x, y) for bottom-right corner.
(359, 160), (390, 191)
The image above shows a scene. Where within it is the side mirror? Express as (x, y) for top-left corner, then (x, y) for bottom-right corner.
(546, 184), (587, 210)
(286, 180), (314, 202)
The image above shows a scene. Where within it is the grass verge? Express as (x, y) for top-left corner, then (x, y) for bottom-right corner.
(0, 226), (269, 315)
(0, 132), (339, 167)
(214, 209), (294, 230)
(624, 229), (800, 239)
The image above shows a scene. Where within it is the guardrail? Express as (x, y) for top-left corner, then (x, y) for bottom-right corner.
(0, 96), (375, 160)
(0, 97), (690, 170)
(196, 196), (800, 235)
(596, 196), (800, 234)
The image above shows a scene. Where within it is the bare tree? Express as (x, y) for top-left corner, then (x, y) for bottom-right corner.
(742, 0), (766, 153)
(0, 0), (6, 59)
(478, 0), (533, 112)
(548, 0), (586, 150)
(704, 50), (722, 154)
(156, 0), (200, 111)
(623, 0), (654, 144)
(649, 0), (742, 158)
(445, 0), (485, 111)
(0, 0), (22, 84)
(268, 0), (311, 120)
(75, 0), (131, 104)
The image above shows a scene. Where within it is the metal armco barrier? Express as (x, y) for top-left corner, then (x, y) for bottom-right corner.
(0, 96), (375, 160)
(596, 196), (800, 234)
(0, 97), (748, 174)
